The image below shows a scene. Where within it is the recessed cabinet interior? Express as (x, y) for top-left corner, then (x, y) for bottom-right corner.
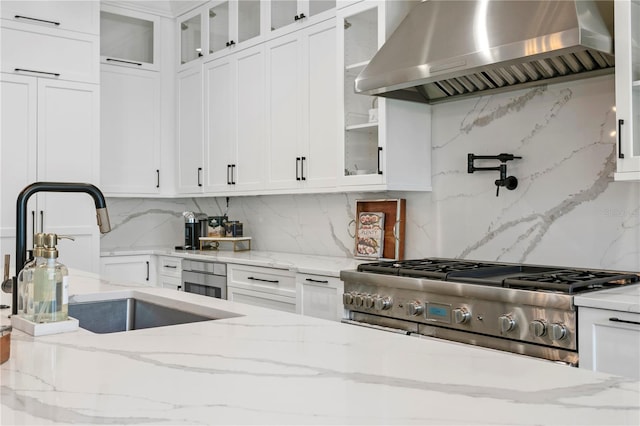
(100, 6), (158, 70)
(337, 0), (431, 191)
(614, 0), (640, 181)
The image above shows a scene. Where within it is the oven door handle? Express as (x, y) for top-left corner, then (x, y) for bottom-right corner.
(341, 319), (411, 335)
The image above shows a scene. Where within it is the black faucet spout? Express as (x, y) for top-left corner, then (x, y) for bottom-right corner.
(11, 182), (111, 315)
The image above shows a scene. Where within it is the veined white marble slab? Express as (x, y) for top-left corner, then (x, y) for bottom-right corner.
(574, 283), (640, 313)
(101, 247), (364, 277)
(1, 271), (639, 425)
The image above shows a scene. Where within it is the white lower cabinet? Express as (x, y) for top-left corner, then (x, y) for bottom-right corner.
(157, 255), (182, 291)
(100, 255), (157, 286)
(227, 264), (296, 313)
(296, 273), (345, 321)
(578, 307), (640, 380)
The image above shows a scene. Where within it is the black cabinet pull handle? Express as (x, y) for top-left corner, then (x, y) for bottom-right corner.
(146, 261), (150, 281)
(227, 165), (231, 185)
(106, 58), (143, 66)
(618, 119), (625, 159)
(296, 157), (301, 181)
(164, 265), (177, 269)
(15, 68), (60, 77)
(156, 169), (160, 188)
(177, 285), (182, 291)
(294, 14), (299, 21)
(301, 157), (306, 181)
(226, 40), (236, 47)
(377, 146), (383, 175)
(299, 13), (306, 19)
(248, 276), (279, 284)
(231, 164), (236, 185)
(305, 278), (329, 284)
(197, 167), (202, 187)
(15, 15), (60, 26)
(609, 317), (640, 326)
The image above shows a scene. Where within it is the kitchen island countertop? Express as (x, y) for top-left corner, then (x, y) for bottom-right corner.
(1, 270), (639, 425)
(100, 246), (364, 277)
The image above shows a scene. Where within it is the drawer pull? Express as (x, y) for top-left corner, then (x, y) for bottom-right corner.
(15, 15), (60, 26)
(248, 276), (279, 284)
(305, 278), (329, 284)
(106, 58), (143, 67)
(609, 317), (640, 326)
(164, 265), (177, 269)
(15, 68), (60, 77)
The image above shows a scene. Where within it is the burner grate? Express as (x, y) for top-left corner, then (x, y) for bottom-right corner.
(503, 270), (640, 293)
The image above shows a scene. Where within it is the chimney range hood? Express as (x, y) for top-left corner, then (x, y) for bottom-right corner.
(354, 0), (614, 104)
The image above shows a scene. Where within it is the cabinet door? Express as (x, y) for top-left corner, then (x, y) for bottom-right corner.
(178, 8), (204, 68)
(1, 21), (100, 84)
(0, 74), (38, 260)
(204, 56), (236, 193)
(266, 32), (303, 189)
(177, 65), (204, 193)
(100, 6), (158, 71)
(235, 45), (266, 191)
(101, 66), (160, 195)
(296, 274), (344, 321)
(36, 79), (100, 272)
(614, 0), (640, 180)
(227, 285), (297, 313)
(1, 1), (99, 35)
(304, 20), (337, 188)
(579, 307), (640, 380)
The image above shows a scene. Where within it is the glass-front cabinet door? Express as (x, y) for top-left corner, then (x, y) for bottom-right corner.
(179, 11), (203, 65)
(340, 3), (382, 181)
(614, 0), (640, 181)
(100, 7), (158, 70)
(237, 0), (261, 44)
(208, 2), (230, 54)
(271, 0), (336, 34)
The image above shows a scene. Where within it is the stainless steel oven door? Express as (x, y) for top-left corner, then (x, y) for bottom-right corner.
(182, 270), (227, 299)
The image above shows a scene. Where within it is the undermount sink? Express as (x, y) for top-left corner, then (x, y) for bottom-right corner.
(69, 298), (216, 334)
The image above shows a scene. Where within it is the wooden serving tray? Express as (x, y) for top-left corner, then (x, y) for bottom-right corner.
(355, 199), (405, 260)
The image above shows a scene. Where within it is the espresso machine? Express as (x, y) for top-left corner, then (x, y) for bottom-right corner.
(179, 211), (208, 250)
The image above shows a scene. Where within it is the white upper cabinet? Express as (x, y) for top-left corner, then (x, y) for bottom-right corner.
(269, 0), (336, 36)
(204, 45), (266, 193)
(101, 66), (161, 195)
(265, 19), (337, 191)
(614, 0), (640, 181)
(337, 0), (431, 191)
(179, 7), (204, 68)
(100, 5), (159, 71)
(0, 1), (99, 35)
(177, 64), (205, 194)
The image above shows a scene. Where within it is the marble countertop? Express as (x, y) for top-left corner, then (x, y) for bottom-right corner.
(1, 270), (639, 425)
(100, 246), (364, 277)
(574, 283), (640, 313)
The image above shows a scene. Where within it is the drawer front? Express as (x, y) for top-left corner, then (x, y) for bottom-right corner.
(297, 273), (345, 321)
(159, 256), (182, 278)
(1, 1), (99, 35)
(229, 264), (295, 291)
(228, 285), (296, 313)
(159, 275), (182, 291)
(1, 22), (99, 84)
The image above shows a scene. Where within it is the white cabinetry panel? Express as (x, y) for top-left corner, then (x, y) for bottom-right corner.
(177, 65), (205, 194)
(1, 1), (99, 35)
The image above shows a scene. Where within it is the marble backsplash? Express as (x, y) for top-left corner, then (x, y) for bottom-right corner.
(101, 75), (640, 271)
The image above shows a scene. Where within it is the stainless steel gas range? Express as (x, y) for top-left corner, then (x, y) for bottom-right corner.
(340, 258), (640, 366)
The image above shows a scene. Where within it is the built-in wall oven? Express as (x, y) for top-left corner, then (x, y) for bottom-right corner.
(182, 259), (227, 299)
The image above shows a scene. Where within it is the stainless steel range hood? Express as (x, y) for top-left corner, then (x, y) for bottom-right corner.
(355, 0), (614, 104)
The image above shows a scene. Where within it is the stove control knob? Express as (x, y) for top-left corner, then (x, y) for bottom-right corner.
(529, 320), (547, 337)
(342, 292), (354, 305)
(354, 294), (364, 307)
(452, 308), (470, 324)
(363, 294), (375, 309)
(549, 323), (567, 341)
(405, 301), (424, 317)
(499, 315), (516, 333)
(374, 296), (392, 311)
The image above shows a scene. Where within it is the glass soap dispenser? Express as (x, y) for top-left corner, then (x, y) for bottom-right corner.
(30, 233), (70, 323)
(17, 233), (46, 320)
